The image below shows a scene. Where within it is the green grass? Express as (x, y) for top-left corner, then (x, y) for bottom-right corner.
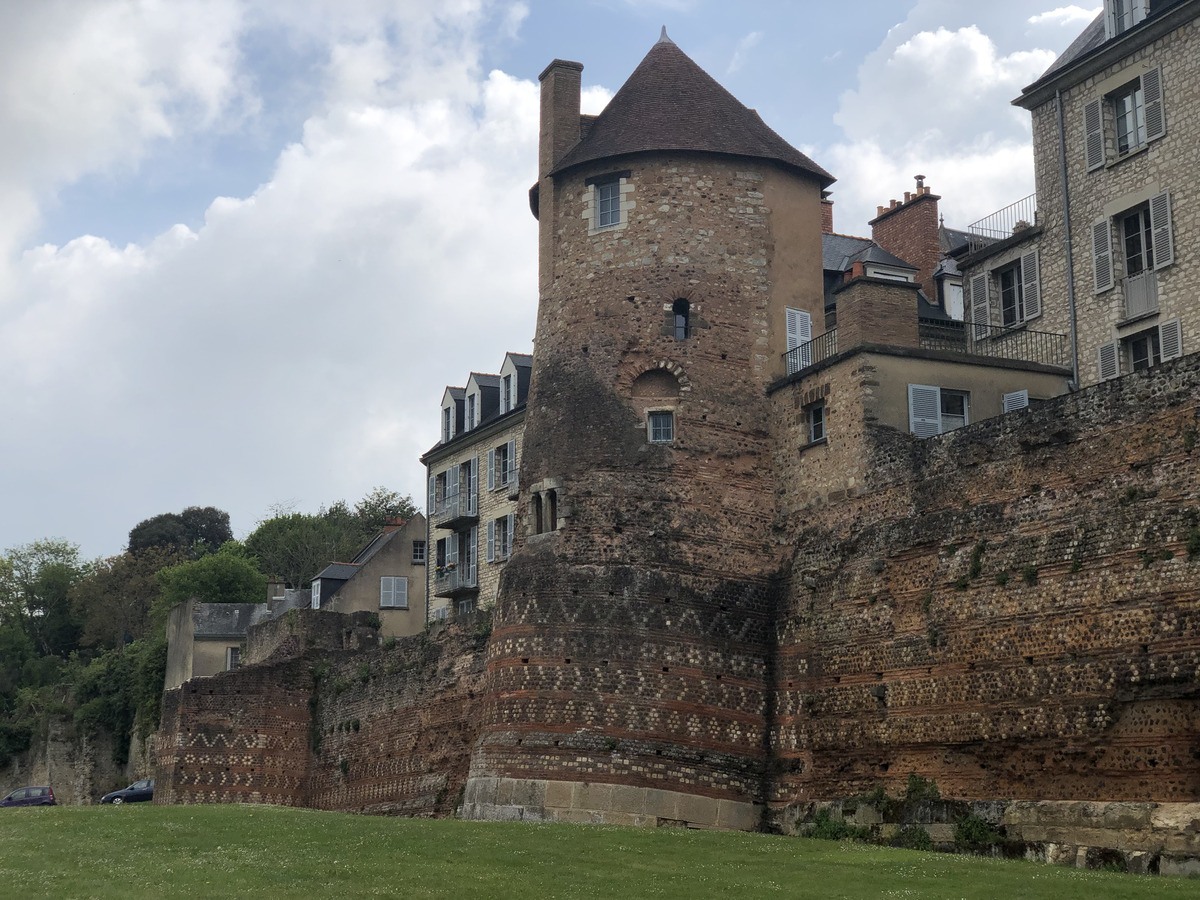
(0, 805), (1194, 899)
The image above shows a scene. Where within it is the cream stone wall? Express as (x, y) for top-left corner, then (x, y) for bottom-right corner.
(1019, 13), (1200, 386)
(323, 517), (428, 637)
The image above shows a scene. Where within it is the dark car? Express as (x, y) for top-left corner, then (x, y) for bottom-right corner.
(0, 786), (56, 807)
(100, 778), (154, 805)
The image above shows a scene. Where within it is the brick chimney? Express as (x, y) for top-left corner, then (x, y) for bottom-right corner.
(383, 516), (406, 534)
(821, 191), (834, 235)
(868, 175), (941, 301)
(537, 59), (583, 292)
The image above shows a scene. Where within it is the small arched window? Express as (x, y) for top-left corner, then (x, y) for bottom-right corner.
(673, 298), (690, 340)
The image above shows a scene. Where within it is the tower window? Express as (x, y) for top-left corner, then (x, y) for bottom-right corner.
(596, 181), (621, 228)
(673, 299), (690, 340)
(648, 411), (675, 443)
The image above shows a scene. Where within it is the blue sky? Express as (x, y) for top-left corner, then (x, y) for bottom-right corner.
(0, 1), (1099, 559)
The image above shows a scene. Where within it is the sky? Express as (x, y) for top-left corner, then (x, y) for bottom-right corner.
(0, 0), (1101, 560)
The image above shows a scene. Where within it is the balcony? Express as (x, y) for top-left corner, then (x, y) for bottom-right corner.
(433, 563), (477, 597)
(967, 194), (1038, 254)
(432, 487), (477, 530)
(785, 328), (839, 376)
(1124, 272), (1159, 319)
(918, 319), (1070, 369)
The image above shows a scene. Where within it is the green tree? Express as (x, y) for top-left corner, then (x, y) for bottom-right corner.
(353, 486), (417, 533)
(154, 542), (265, 625)
(70, 546), (186, 651)
(128, 506), (233, 557)
(0, 540), (90, 657)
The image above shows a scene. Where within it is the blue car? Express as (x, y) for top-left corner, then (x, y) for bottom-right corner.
(0, 786), (56, 807)
(101, 778), (154, 805)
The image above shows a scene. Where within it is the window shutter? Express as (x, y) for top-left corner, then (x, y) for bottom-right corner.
(1159, 318), (1183, 361)
(1103, 2), (1116, 38)
(396, 577), (407, 609)
(908, 384), (942, 438)
(487, 448), (495, 490)
(506, 514), (514, 560)
(1132, 0), (1148, 26)
(1092, 219), (1114, 292)
(1020, 250), (1041, 321)
(1149, 191), (1174, 270)
(447, 535), (458, 566)
(1143, 66), (1165, 142)
(447, 466), (459, 495)
(427, 475), (436, 512)
(486, 520), (495, 562)
(380, 577), (392, 607)
(969, 273), (989, 339)
(468, 526), (477, 571)
(470, 457), (478, 509)
(785, 307), (812, 374)
(1002, 390), (1030, 413)
(1097, 340), (1120, 381)
(506, 439), (516, 484)
(1084, 98), (1104, 171)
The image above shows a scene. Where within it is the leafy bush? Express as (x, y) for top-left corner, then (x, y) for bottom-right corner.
(903, 774), (940, 804)
(892, 825), (933, 851)
(810, 809), (871, 842)
(955, 813), (1001, 850)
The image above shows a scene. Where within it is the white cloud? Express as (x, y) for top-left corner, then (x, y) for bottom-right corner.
(1028, 5), (1101, 26)
(727, 31), (762, 75)
(825, 24), (1056, 234)
(0, 1), (540, 556)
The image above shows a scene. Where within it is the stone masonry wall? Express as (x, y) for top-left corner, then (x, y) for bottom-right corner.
(769, 352), (1200, 819)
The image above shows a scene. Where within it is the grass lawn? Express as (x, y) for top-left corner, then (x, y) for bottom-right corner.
(0, 804), (1195, 899)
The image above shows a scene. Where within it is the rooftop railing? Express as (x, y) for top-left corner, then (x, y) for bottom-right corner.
(918, 319), (1070, 369)
(784, 328), (838, 376)
(967, 193), (1038, 253)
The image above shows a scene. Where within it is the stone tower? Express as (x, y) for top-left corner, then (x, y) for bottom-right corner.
(462, 31), (834, 828)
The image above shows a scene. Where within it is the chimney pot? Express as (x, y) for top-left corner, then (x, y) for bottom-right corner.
(915, 174), (926, 190)
(904, 191), (912, 203)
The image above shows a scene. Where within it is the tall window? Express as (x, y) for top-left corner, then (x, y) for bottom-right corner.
(547, 490), (557, 532)
(999, 263), (1025, 327)
(226, 647), (241, 671)
(808, 402), (826, 444)
(673, 298), (690, 340)
(1122, 206), (1153, 276)
(1113, 80), (1146, 156)
(467, 394), (476, 430)
(442, 407), (452, 442)
(596, 181), (621, 228)
(648, 410), (674, 443)
(502, 374), (513, 412)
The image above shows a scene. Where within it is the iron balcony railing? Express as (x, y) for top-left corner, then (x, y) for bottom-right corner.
(434, 562), (477, 597)
(785, 328), (838, 376)
(433, 487), (477, 528)
(918, 319), (1070, 368)
(967, 193), (1038, 253)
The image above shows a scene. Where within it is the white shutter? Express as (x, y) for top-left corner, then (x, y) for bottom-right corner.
(486, 520), (495, 562)
(1131, 0), (1148, 27)
(1098, 340), (1120, 381)
(1092, 219), (1114, 293)
(506, 514), (514, 560)
(908, 384), (942, 438)
(1149, 191), (1174, 270)
(1159, 318), (1183, 361)
(447, 534), (458, 566)
(311, 580), (321, 610)
(1103, 2), (1117, 38)
(427, 475), (436, 513)
(1084, 98), (1104, 171)
(506, 439), (516, 484)
(380, 577), (393, 607)
(447, 466), (459, 495)
(487, 448), (495, 490)
(1020, 250), (1040, 321)
(786, 307), (812, 374)
(1003, 390), (1029, 413)
(396, 577), (407, 609)
(1143, 66), (1165, 142)
(969, 273), (989, 339)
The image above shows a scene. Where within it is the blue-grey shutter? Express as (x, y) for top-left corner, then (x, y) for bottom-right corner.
(1002, 390), (1029, 413)
(486, 520), (495, 562)
(468, 526), (477, 575)
(908, 384), (942, 438)
(1143, 65), (1165, 142)
(487, 448), (495, 490)
(1092, 219), (1114, 293)
(506, 514), (514, 560)
(1020, 251), (1040, 320)
(427, 475), (436, 513)
(396, 577), (408, 609)
(1084, 98), (1104, 171)
(1159, 318), (1183, 361)
(969, 273), (989, 339)
(1149, 191), (1173, 270)
(380, 577), (392, 607)
(506, 439), (516, 485)
(1097, 341), (1120, 381)
(469, 457), (478, 514)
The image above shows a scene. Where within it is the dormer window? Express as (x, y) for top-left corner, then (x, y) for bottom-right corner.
(502, 374), (513, 412)
(442, 406), (452, 442)
(1105, 0), (1147, 38)
(467, 393), (477, 430)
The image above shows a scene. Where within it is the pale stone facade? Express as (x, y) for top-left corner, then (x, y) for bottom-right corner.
(965, 1), (1200, 387)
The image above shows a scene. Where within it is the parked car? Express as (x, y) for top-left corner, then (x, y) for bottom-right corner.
(100, 778), (154, 805)
(0, 786), (56, 807)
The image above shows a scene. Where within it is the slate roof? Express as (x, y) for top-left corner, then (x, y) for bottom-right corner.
(1036, 14), (1105, 81)
(506, 352), (533, 367)
(468, 373), (502, 389)
(821, 233), (915, 273)
(350, 529), (399, 566)
(315, 563), (358, 582)
(551, 31), (834, 187)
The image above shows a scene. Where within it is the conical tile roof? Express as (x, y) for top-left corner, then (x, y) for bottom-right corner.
(551, 32), (834, 187)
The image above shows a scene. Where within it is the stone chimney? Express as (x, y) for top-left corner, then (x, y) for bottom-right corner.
(537, 59), (583, 293)
(868, 175), (941, 301)
(821, 192), (834, 235)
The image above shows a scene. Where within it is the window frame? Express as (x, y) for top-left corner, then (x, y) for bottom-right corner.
(808, 401), (826, 444)
(412, 540), (426, 565)
(998, 261), (1025, 328)
(380, 576), (408, 609)
(908, 384), (971, 438)
(596, 180), (621, 229)
(648, 409), (675, 444)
